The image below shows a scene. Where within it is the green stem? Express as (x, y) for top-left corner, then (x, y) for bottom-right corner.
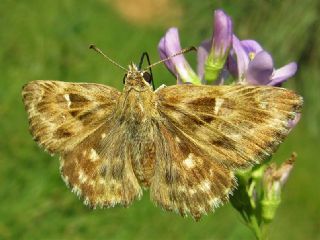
(261, 223), (270, 240)
(248, 213), (262, 240)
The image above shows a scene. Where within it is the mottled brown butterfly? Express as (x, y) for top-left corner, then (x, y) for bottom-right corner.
(22, 45), (302, 220)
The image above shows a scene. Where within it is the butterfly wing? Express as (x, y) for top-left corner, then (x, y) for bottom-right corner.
(60, 119), (143, 207)
(22, 80), (120, 154)
(22, 80), (142, 207)
(151, 84), (302, 219)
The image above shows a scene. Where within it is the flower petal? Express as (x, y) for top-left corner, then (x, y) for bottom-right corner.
(241, 40), (263, 55)
(232, 35), (250, 82)
(158, 36), (176, 74)
(211, 9), (233, 58)
(158, 28), (200, 84)
(158, 28), (185, 75)
(246, 51), (274, 85)
(277, 153), (296, 186)
(226, 50), (238, 78)
(197, 39), (210, 81)
(203, 9), (233, 84)
(268, 62), (297, 86)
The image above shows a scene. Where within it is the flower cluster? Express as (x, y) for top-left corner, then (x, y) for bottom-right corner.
(158, 9), (297, 87)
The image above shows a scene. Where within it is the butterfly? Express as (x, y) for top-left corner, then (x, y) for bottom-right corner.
(22, 47), (302, 220)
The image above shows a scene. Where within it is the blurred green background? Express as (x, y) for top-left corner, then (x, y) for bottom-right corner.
(0, 0), (319, 239)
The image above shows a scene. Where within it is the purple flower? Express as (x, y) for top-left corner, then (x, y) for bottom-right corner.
(158, 28), (200, 84)
(158, 10), (232, 85)
(198, 9), (233, 84)
(231, 36), (297, 86)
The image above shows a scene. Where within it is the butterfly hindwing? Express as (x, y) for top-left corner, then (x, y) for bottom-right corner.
(151, 120), (235, 219)
(60, 119), (143, 207)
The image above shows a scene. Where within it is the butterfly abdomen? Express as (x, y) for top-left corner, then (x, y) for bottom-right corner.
(114, 88), (158, 187)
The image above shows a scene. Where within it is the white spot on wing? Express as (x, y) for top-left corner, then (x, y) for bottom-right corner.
(101, 133), (106, 139)
(199, 180), (211, 192)
(183, 153), (195, 169)
(78, 169), (88, 183)
(259, 102), (268, 109)
(189, 189), (196, 195)
(89, 149), (99, 161)
(64, 94), (71, 108)
(98, 178), (105, 185)
(178, 186), (186, 192)
(197, 206), (206, 214)
(228, 133), (242, 141)
(214, 98), (224, 114)
(88, 180), (96, 186)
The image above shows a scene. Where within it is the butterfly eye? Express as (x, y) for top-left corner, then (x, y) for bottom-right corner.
(142, 72), (152, 84)
(122, 74), (128, 84)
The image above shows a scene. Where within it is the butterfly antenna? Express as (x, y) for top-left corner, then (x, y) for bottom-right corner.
(89, 44), (128, 72)
(144, 46), (197, 70)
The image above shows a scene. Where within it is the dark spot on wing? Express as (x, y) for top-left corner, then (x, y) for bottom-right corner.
(100, 165), (107, 178)
(55, 127), (73, 138)
(188, 97), (216, 106)
(211, 136), (235, 150)
(69, 93), (88, 102)
(200, 114), (216, 123)
(111, 162), (124, 180)
(68, 94), (89, 108)
(70, 110), (80, 117)
(165, 171), (174, 184)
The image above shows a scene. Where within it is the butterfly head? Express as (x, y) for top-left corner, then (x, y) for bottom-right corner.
(123, 63), (153, 91)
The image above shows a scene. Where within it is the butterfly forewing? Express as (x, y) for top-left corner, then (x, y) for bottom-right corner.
(156, 84), (302, 168)
(22, 80), (120, 153)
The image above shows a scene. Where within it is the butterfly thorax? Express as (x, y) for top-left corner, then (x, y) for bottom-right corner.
(119, 63), (156, 123)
